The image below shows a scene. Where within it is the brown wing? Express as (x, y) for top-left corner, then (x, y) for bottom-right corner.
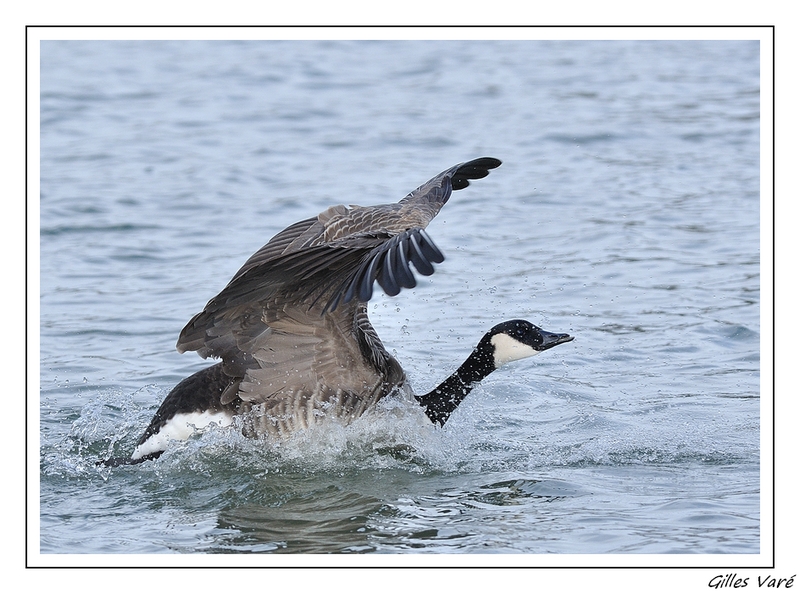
(174, 157), (501, 410)
(236, 301), (402, 416)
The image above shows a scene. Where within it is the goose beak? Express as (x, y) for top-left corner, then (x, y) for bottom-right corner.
(537, 330), (574, 351)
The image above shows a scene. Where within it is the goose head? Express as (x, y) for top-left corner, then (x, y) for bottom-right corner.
(480, 319), (574, 368)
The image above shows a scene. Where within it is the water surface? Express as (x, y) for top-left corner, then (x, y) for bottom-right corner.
(39, 39), (761, 557)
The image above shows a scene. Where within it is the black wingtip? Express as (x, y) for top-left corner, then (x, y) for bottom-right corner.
(451, 157), (502, 191)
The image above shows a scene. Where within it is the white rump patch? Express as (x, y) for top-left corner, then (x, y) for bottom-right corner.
(131, 410), (234, 460)
(491, 333), (540, 367)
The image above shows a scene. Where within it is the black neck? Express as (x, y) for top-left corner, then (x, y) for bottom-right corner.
(414, 345), (495, 426)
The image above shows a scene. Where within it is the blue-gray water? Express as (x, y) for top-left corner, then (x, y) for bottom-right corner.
(39, 39), (760, 556)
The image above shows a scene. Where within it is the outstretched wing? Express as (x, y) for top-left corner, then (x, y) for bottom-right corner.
(176, 157), (502, 382)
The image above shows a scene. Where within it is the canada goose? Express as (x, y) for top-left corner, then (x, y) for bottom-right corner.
(102, 157), (573, 466)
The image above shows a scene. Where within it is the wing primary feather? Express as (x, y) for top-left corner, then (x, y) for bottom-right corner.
(400, 242), (417, 288)
(378, 248), (400, 297)
(342, 272), (362, 304)
(407, 233), (435, 275)
(357, 254), (382, 302)
(326, 251), (374, 312)
(391, 241), (416, 289)
(418, 229), (445, 264)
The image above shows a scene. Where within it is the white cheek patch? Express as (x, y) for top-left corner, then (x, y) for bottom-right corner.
(491, 333), (540, 367)
(131, 410), (234, 460)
